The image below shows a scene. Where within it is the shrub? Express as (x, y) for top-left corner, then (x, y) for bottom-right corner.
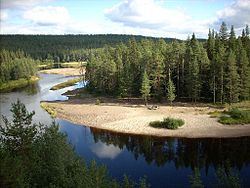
(149, 118), (184, 129)
(95, 98), (101, 105)
(219, 108), (250, 125)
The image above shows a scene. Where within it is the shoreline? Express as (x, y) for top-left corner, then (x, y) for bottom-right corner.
(0, 76), (39, 93)
(42, 99), (250, 138)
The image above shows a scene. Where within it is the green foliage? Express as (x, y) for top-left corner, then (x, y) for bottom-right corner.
(0, 100), (150, 188)
(219, 108), (250, 124)
(50, 78), (81, 90)
(166, 77), (176, 104)
(96, 98), (101, 105)
(0, 50), (38, 84)
(140, 71), (151, 105)
(149, 118), (184, 129)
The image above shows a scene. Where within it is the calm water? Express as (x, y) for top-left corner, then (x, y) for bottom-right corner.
(1, 74), (250, 188)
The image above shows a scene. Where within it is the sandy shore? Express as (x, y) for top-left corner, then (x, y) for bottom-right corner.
(43, 98), (250, 138)
(40, 68), (83, 76)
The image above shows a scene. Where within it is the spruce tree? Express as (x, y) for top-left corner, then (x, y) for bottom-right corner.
(219, 22), (229, 46)
(140, 71), (151, 106)
(237, 41), (250, 100)
(225, 51), (240, 103)
(166, 73), (176, 105)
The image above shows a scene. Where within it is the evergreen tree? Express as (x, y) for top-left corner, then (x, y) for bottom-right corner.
(140, 71), (151, 106)
(219, 22), (229, 47)
(225, 51), (240, 103)
(237, 41), (250, 100)
(229, 25), (237, 51)
(166, 73), (176, 105)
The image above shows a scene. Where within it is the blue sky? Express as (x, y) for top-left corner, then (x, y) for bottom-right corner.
(1, 0), (249, 39)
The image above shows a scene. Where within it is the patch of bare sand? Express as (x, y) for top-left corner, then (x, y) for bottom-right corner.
(39, 68), (83, 76)
(44, 99), (250, 138)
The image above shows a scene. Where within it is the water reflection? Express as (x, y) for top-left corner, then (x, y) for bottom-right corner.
(91, 142), (123, 159)
(90, 128), (250, 181)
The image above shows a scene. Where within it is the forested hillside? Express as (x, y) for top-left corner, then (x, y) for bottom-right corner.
(86, 23), (250, 103)
(0, 50), (38, 84)
(0, 34), (178, 62)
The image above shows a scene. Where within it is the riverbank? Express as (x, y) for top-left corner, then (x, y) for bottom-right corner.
(0, 76), (39, 93)
(39, 68), (82, 76)
(42, 97), (250, 138)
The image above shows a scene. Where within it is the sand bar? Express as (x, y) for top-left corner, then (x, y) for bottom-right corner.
(43, 99), (250, 138)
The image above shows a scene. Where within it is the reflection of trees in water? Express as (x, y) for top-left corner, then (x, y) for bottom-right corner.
(23, 83), (38, 95)
(90, 128), (250, 172)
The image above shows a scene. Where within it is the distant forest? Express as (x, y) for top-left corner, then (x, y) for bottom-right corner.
(0, 34), (180, 62)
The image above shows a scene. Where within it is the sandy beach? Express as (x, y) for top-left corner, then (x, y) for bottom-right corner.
(43, 98), (250, 138)
(40, 68), (83, 76)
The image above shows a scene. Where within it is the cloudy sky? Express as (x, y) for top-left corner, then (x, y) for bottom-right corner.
(0, 0), (249, 39)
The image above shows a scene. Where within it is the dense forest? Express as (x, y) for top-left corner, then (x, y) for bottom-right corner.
(0, 50), (38, 84)
(0, 34), (179, 62)
(86, 23), (250, 104)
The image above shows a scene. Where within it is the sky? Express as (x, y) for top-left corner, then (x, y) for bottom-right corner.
(0, 0), (250, 39)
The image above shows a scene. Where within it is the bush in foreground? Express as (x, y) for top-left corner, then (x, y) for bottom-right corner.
(149, 118), (184, 129)
(219, 108), (250, 125)
(0, 100), (149, 188)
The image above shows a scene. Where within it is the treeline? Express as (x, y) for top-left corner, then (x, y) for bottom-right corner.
(86, 23), (250, 103)
(0, 100), (149, 188)
(0, 34), (178, 62)
(0, 50), (38, 83)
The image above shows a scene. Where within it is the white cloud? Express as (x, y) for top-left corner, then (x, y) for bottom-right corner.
(212, 0), (250, 29)
(91, 142), (122, 159)
(23, 6), (70, 26)
(104, 0), (210, 38)
(105, 0), (189, 29)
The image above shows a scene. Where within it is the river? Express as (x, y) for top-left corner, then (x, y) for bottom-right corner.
(1, 73), (250, 187)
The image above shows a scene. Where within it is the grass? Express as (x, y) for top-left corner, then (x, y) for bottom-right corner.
(50, 78), (81, 90)
(0, 76), (39, 93)
(60, 62), (86, 68)
(208, 110), (223, 118)
(219, 108), (250, 125)
(149, 117), (185, 129)
(40, 102), (57, 118)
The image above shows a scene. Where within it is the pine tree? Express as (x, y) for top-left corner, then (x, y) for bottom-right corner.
(225, 51), (240, 103)
(219, 22), (229, 47)
(166, 72), (176, 105)
(140, 71), (151, 106)
(207, 29), (215, 60)
(0, 99), (37, 153)
(237, 40), (250, 100)
(229, 25), (236, 51)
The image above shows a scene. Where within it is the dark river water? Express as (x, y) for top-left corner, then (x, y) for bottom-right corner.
(1, 73), (250, 188)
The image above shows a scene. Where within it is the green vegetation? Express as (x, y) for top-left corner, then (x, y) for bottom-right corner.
(50, 78), (81, 90)
(149, 117), (184, 129)
(86, 23), (250, 104)
(219, 108), (250, 125)
(0, 76), (39, 93)
(61, 61), (83, 68)
(95, 98), (101, 105)
(40, 102), (57, 118)
(0, 49), (39, 90)
(0, 100), (149, 188)
(1, 34), (178, 62)
(208, 110), (222, 118)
